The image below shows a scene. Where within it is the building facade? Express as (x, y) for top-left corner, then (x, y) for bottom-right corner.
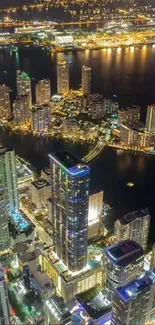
(35, 79), (51, 105)
(0, 84), (11, 119)
(114, 208), (150, 250)
(57, 61), (69, 95)
(13, 95), (31, 127)
(118, 105), (140, 124)
(103, 240), (144, 300)
(0, 268), (10, 325)
(31, 104), (51, 133)
(88, 191), (104, 238)
(111, 270), (155, 325)
(31, 178), (50, 208)
(16, 70), (32, 109)
(145, 104), (155, 133)
(49, 151), (90, 272)
(120, 122), (155, 148)
(82, 66), (91, 96)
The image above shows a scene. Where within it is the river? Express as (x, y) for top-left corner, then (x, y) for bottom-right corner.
(0, 46), (155, 243)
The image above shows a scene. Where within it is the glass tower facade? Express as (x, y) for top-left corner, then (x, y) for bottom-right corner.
(0, 268), (10, 325)
(49, 151), (90, 272)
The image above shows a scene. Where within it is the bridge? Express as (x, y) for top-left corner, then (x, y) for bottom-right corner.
(83, 141), (106, 163)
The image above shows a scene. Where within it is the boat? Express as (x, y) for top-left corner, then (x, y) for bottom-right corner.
(127, 182), (134, 187)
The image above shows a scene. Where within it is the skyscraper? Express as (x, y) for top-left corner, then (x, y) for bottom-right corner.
(145, 104), (155, 133)
(57, 61), (69, 95)
(0, 84), (11, 119)
(49, 151), (90, 272)
(82, 66), (91, 96)
(114, 208), (150, 250)
(35, 79), (51, 105)
(111, 270), (155, 325)
(13, 94), (31, 127)
(31, 104), (51, 132)
(0, 268), (10, 325)
(16, 70), (32, 109)
(103, 240), (144, 300)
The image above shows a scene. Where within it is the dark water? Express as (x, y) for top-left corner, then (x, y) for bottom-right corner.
(1, 46), (155, 243)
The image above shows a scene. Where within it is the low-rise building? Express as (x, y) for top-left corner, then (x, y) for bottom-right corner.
(44, 295), (73, 325)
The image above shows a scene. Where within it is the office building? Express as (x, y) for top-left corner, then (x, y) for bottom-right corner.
(120, 122), (155, 148)
(82, 66), (91, 96)
(0, 84), (11, 119)
(31, 104), (51, 133)
(145, 104), (155, 133)
(114, 208), (150, 250)
(118, 105), (140, 124)
(57, 61), (69, 95)
(16, 70), (32, 109)
(35, 79), (51, 105)
(49, 150), (90, 272)
(31, 178), (50, 208)
(13, 94), (31, 127)
(103, 240), (144, 300)
(44, 295), (72, 325)
(111, 270), (155, 325)
(88, 191), (104, 238)
(0, 268), (10, 325)
(0, 146), (19, 251)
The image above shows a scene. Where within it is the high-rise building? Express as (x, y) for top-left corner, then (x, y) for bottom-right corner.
(145, 104), (155, 133)
(49, 151), (90, 272)
(0, 268), (10, 325)
(31, 104), (51, 133)
(114, 208), (150, 250)
(103, 240), (144, 300)
(0, 84), (11, 119)
(57, 61), (69, 95)
(16, 70), (32, 109)
(35, 79), (51, 105)
(120, 122), (155, 148)
(118, 105), (140, 124)
(88, 191), (104, 238)
(82, 66), (91, 96)
(150, 243), (155, 269)
(13, 94), (31, 127)
(111, 270), (155, 325)
(0, 146), (19, 251)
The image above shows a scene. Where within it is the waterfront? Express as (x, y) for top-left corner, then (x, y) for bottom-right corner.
(1, 46), (155, 243)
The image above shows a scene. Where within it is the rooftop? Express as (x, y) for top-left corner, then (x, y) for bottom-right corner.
(32, 178), (49, 189)
(42, 167), (51, 175)
(0, 146), (14, 156)
(104, 240), (144, 267)
(117, 208), (150, 225)
(45, 294), (71, 322)
(116, 270), (155, 303)
(49, 151), (90, 177)
(18, 249), (41, 264)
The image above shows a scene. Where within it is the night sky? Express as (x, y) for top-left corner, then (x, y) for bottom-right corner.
(0, 0), (29, 7)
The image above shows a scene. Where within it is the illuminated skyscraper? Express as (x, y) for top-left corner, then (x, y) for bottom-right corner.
(57, 61), (69, 95)
(31, 104), (51, 132)
(145, 104), (155, 133)
(35, 79), (51, 105)
(0, 84), (11, 119)
(13, 94), (31, 127)
(16, 70), (32, 109)
(0, 268), (10, 325)
(49, 151), (90, 272)
(104, 240), (144, 300)
(0, 146), (19, 251)
(111, 270), (155, 325)
(114, 209), (150, 250)
(82, 66), (91, 96)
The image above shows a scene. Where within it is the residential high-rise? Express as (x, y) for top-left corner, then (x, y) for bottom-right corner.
(31, 104), (51, 133)
(82, 66), (91, 96)
(0, 84), (11, 119)
(35, 79), (51, 105)
(150, 243), (155, 269)
(118, 105), (140, 124)
(57, 61), (69, 95)
(0, 146), (19, 251)
(114, 208), (150, 250)
(49, 151), (90, 272)
(13, 94), (31, 127)
(111, 270), (155, 325)
(103, 240), (144, 300)
(16, 70), (32, 109)
(0, 268), (10, 325)
(145, 104), (155, 133)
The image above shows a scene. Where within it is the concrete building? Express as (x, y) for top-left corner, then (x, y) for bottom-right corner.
(102, 99), (118, 115)
(49, 151), (90, 273)
(44, 295), (72, 325)
(120, 122), (155, 148)
(31, 178), (50, 208)
(118, 105), (140, 124)
(103, 240), (144, 300)
(88, 191), (104, 239)
(114, 208), (150, 250)
(111, 270), (155, 325)
(145, 104), (155, 133)
(0, 268), (10, 325)
(0, 84), (11, 119)
(31, 104), (51, 133)
(13, 94), (31, 127)
(57, 61), (69, 95)
(41, 167), (51, 183)
(35, 79), (51, 105)
(150, 243), (155, 269)
(82, 66), (91, 96)
(16, 70), (32, 109)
